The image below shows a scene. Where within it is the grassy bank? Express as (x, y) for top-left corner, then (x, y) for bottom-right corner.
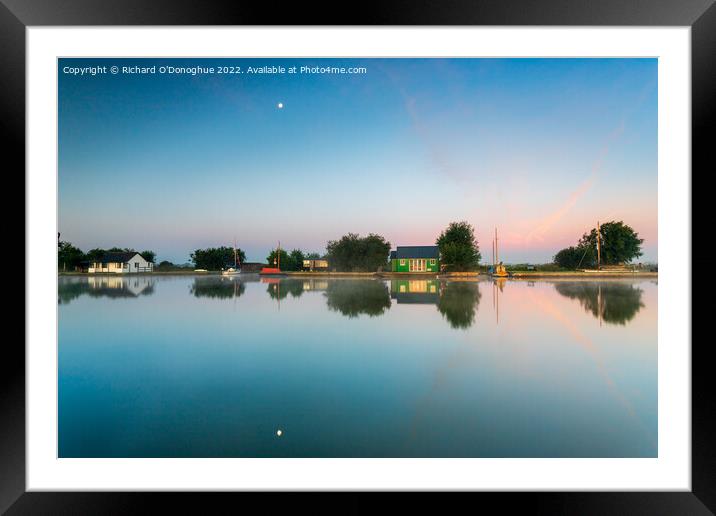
(510, 271), (658, 278)
(283, 271), (377, 277)
(59, 270), (215, 276)
(285, 271), (482, 279)
(59, 270), (657, 279)
(438, 271), (480, 278)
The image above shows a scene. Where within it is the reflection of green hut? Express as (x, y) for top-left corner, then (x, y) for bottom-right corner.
(390, 279), (439, 304)
(389, 246), (440, 272)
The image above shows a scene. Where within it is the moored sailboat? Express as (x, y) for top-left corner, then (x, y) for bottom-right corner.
(491, 227), (509, 278)
(221, 240), (241, 276)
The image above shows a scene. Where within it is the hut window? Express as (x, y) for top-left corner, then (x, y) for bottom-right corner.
(400, 259), (405, 266)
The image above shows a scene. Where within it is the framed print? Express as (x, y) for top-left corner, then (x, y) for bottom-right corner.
(4, 0), (714, 513)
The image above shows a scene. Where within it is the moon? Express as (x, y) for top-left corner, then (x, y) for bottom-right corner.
(277, 102), (284, 109)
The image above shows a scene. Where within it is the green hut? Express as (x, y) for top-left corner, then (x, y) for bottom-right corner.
(390, 246), (440, 273)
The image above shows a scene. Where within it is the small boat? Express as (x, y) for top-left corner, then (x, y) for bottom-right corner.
(259, 267), (285, 276)
(493, 263), (509, 278)
(221, 240), (242, 276)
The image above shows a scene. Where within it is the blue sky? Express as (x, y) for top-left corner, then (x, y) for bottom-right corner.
(58, 58), (657, 263)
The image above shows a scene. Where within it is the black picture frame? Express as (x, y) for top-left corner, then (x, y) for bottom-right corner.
(4, 0), (713, 513)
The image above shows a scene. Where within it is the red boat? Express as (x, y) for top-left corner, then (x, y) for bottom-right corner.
(260, 241), (287, 276)
(259, 267), (285, 276)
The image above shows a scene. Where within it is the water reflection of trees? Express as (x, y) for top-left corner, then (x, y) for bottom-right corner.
(554, 282), (645, 325)
(191, 277), (246, 299)
(324, 280), (391, 318)
(436, 281), (482, 329)
(58, 276), (155, 304)
(266, 279), (306, 301)
(59, 280), (90, 304)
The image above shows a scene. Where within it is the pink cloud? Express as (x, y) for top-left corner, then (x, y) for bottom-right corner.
(523, 121), (625, 247)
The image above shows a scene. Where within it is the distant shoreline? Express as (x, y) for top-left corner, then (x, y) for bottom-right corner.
(59, 270), (658, 279)
(509, 271), (657, 278)
(59, 270), (213, 276)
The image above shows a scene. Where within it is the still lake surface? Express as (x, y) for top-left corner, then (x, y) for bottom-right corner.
(58, 274), (657, 458)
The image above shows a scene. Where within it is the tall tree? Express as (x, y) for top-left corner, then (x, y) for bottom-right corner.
(265, 249), (305, 271)
(436, 221), (481, 271)
(57, 241), (85, 271)
(266, 249), (291, 270)
(325, 233), (391, 272)
(288, 249), (306, 271)
(578, 221), (644, 265)
(326, 233), (361, 271)
(361, 234), (392, 272)
(84, 248), (107, 263)
(554, 245), (595, 270)
(140, 250), (156, 263)
(191, 246), (246, 270)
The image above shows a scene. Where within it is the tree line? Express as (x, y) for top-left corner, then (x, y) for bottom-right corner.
(58, 239), (155, 271)
(265, 249), (322, 272)
(324, 233), (391, 272)
(190, 246), (247, 271)
(319, 219), (643, 272)
(319, 222), (482, 272)
(60, 219), (645, 273)
(553, 221), (643, 269)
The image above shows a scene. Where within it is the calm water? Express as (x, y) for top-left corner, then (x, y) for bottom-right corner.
(58, 275), (657, 457)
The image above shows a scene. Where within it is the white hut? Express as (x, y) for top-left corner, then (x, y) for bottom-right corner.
(88, 251), (153, 273)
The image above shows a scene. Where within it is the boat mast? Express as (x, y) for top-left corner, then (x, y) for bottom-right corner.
(234, 238), (238, 268)
(596, 221), (601, 270)
(492, 236), (495, 267)
(277, 241), (281, 270)
(495, 227), (499, 264)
